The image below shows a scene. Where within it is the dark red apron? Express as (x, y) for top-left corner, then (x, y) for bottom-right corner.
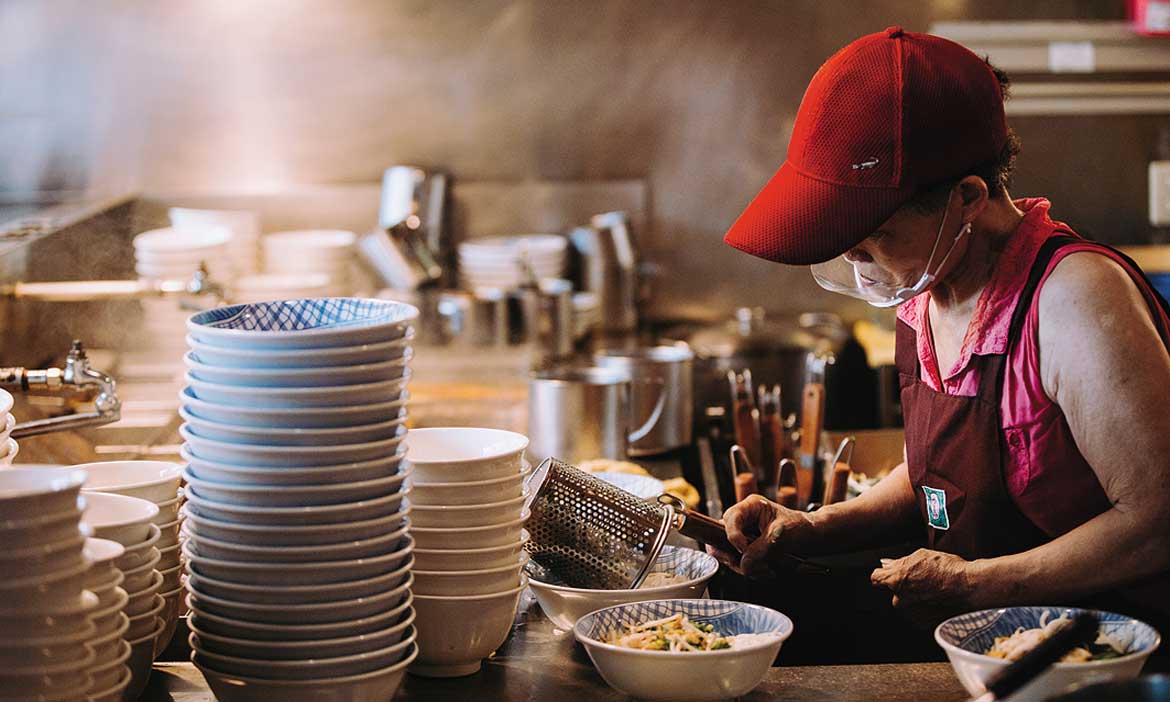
(897, 235), (1170, 661)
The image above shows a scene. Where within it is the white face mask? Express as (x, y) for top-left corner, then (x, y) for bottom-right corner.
(809, 199), (971, 308)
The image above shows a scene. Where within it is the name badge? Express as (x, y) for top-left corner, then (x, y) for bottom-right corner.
(922, 486), (950, 531)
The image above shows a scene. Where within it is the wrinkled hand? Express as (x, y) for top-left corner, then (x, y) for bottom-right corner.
(870, 549), (977, 623)
(705, 495), (813, 577)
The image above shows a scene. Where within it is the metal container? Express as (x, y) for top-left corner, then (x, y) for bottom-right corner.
(527, 366), (664, 465)
(569, 211), (639, 333)
(594, 344), (694, 456)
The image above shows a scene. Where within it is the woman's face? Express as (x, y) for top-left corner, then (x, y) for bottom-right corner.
(843, 191), (967, 292)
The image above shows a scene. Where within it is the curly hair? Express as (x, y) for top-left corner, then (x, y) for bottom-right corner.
(906, 61), (1022, 214)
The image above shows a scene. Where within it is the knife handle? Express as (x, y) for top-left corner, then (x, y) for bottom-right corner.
(799, 383), (825, 456)
(823, 464), (850, 506)
(734, 472), (757, 503)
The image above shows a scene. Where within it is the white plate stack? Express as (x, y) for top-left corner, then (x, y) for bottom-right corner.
(81, 492), (166, 702)
(170, 207), (263, 278)
(179, 298), (419, 702)
(403, 428), (531, 678)
(457, 234), (568, 291)
(0, 468), (107, 702)
(0, 388), (19, 466)
(262, 230), (357, 295)
(77, 461), (186, 659)
(81, 538), (131, 702)
(134, 226), (232, 283)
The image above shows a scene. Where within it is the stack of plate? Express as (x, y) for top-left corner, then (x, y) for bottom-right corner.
(0, 388), (19, 466)
(0, 468), (111, 702)
(81, 492), (165, 702)
(77, 461), (186, 657)
(82, 538), (131, 702)
(403, 428), (530, 678)
(179, 298), (419, 702)
(457, 234), (567, 290)
(134, 227), (232, 283)
(263, 230), (357, 294)
(170, 207), (263, 278)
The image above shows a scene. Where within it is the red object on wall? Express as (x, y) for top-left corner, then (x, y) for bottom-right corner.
(1130, 0), (1170, 36)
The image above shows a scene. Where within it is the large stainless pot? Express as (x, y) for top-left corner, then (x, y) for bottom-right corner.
(527, 367), (665, 464)
(669, 308), (879, 430)
(594, 344), (694, 456)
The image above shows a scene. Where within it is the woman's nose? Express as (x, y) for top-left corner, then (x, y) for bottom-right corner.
(843, 246), (872, 264)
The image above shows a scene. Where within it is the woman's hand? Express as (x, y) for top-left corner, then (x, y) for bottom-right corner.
(870, 548), (978, 623)
(706, 495), (815, 577)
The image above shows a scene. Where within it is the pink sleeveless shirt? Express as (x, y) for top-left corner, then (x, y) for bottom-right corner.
(895, 198), (1170, 538)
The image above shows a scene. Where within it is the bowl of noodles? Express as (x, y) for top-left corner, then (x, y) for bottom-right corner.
(525, 546), (719, 630)
(935, 607), (1161, 702)
(573, 598), (792, 701)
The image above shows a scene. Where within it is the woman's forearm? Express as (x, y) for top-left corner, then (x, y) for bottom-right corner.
(969, 505), (1170, 606)
(805, 462), (921, 555)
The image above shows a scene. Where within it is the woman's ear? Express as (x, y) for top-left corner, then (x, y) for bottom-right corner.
(957, 175), (989, 223)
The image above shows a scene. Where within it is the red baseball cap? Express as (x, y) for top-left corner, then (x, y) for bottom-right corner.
(724, 27), (1008, 265)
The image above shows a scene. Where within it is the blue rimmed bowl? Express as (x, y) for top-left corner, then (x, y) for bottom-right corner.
(935, 607), (1161, 702)
(187, 298), (418, 350)
(574, 599), (792, 701)
(527, 546), (719, 630)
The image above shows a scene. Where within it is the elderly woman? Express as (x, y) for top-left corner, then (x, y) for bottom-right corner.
(714, 27), (1170, 650)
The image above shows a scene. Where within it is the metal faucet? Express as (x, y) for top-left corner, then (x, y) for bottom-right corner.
(2, 340), (122, 438)
(0, 266), (225, 308)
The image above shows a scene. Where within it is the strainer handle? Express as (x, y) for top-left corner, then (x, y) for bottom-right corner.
(658, 494), (735, 553)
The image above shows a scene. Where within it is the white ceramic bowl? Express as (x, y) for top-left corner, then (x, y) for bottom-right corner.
(0, 590), (98, 639)
(181, 521), (409, 563)
(151, 495), (183, 525)
(182, 468), (406, 509)
(160, 563), (183, 591)
(155, 586), (186, 658)
(0, 388), (14, 417)
(124, 573), (164, 617)
(185, 539), (413, 586)
(410, 579), (527, 678)
(408, 464), (531, 506)
(185, 373), (410, 410)
(527, 546), (720, 631)
(0, 437), (20, 466)
(0, 503), (86, 550)
(158, 542), (182, 569)
(84, 537), (126, 571)
(76, 461), (183, 502)
(574, 599), (793, 701)
(181, 507), (411, 547)
(935, 607), (1162, 702)
(190, 612), (415, 661)
(178, 386), (409, 429)
(412, 554), (527, 597)
(413, 532), (529, 571)
(81, 492), (160, 545)
(127, 594), (166, 639)
(124, 617), (165, 701)
(186, 555), (413, 605)
(0, 558), (89, 607)
(186, 298), (417, 350)
(156, 519), (182, 548)
(403, 428), (527, 483)
(189, 593), (412, 642)
(187, 574), (413, 625)
(179, 407), (407, 447)
(0, 468), (86, 521)
(90, 596), (130, 637)
(0, 530), (87, 577)
(184, 487), (407, 527)
(194, 629), (415, 680)
(87, 613), (131, 663)
(181, 425), (406, 468)
(120, 548), (162, 593)
(0, 622), (95, 668)
(134, 226), (230, 253)
(85, 639), (131, 692)
(185, 352), (411, 388)
(193, 643), (416, 702)
(87, 666), (131, 702)
(186, 332), (413, 369)
(115, 524), (161, 571)
(410, 511), (526, 550)
(410, 491), (527, 528)
(182, 444), (407, 487)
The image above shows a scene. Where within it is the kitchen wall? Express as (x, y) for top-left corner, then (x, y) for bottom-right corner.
(2, 0), (1161, 323)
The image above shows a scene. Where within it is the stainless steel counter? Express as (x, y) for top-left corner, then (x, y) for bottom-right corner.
(148, 591), (968, 702)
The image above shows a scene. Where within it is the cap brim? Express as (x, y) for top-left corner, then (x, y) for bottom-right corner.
(723, 162), (915, 265)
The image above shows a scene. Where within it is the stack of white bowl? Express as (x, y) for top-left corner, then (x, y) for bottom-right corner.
(0, 388), (19, 466)
(134, 226), (232, 283)
(82, 538), (131, 702)
(77, 461), (186, 657)
(179, 297), (419, 702)
(0, 468), (112, 702)
(263, 230), (357, 294)
(403, 427), (531, 678)
(457, 234), (567, 291)
(81, 492), (166, 702)
(170, 207), (263, 278)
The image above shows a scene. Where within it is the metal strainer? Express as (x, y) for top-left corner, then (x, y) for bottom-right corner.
(523, 457), (734, 589)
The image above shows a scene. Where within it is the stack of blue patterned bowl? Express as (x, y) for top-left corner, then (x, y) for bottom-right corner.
(178, 298), (420, 702)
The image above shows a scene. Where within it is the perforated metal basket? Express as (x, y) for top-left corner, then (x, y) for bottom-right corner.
(522, 457), (674, 590)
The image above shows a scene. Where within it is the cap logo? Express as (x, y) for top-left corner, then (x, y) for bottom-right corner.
(851, 157), (880, 171)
